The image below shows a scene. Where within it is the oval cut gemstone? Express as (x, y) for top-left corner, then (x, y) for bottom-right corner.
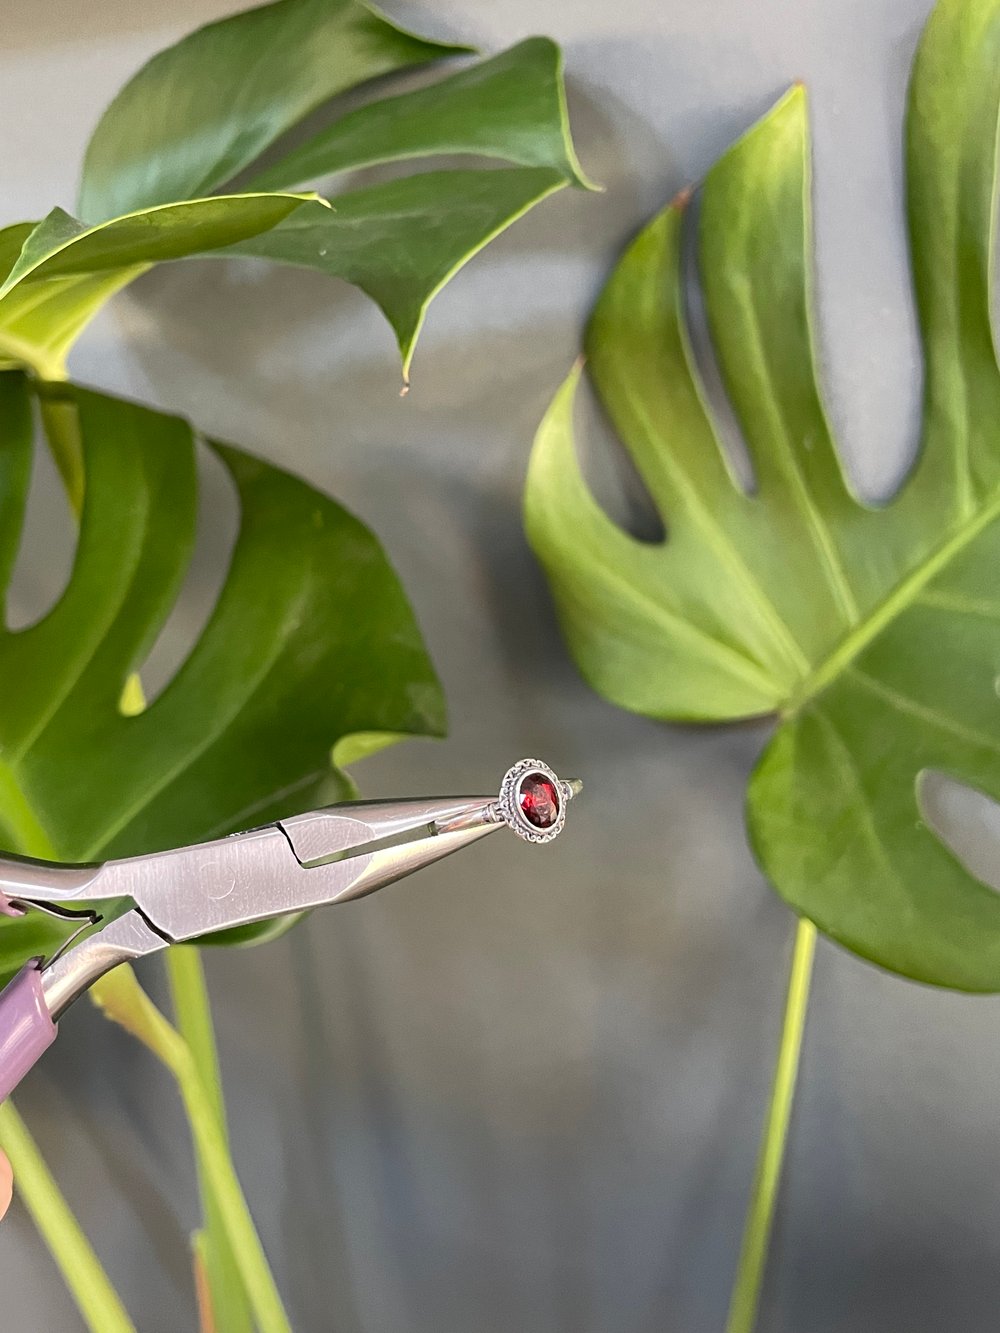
(518, 773), (560, 829)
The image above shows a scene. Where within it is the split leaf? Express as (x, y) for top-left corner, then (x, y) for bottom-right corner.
(0, 370), (444, 975)
(525, 0), (1000, 990)
(0, 2), (587, 379)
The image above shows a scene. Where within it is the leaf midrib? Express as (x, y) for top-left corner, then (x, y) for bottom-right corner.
(738, 286), (861, 629)
(626, 381), (811, 682)
(561, 541), (783, 698)
(813, 708), (909, 902)
(788, 481), (1000, 714)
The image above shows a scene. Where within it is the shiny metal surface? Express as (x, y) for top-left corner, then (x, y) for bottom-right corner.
(103, 804), (507, 942)
(2, 775), (578, 1093)
(2, 774), (578, 951)
(0, 855), (104, 905)
(278, 797), (496, 865)
(39, 911), (169, 1020)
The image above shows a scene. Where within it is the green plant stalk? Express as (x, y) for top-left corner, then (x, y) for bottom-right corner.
(0, 1101), (135, 1333)
(166, 947), (226, 1125)
(93, 966), (292, 1333)
(166, 946), (253, 1333)
(37, 383), (85, 514)
(173, 1023), (276, 1333)
(724, 918), (816, 1333)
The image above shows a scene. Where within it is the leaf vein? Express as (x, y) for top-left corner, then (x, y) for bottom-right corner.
(626, 392), (811, 680)
(793, 482), (1000, 707)
(916, 589), (1000, 619)
(811, 707), (910, 906)
(848, 667), (1000, 759)
(82, 575), (316, 859)
(738, 294), (860, 626)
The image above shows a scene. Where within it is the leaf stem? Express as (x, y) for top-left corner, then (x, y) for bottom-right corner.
(166, 947), (253, 1333)
(37, 383), (85, 515)
(93, 966), (292, 1333)
(724, 917), (816, 1333)
(166, 947), (227, 1132)
(166, 1039), (292, 1333)
(0, 1101), (135, 1333)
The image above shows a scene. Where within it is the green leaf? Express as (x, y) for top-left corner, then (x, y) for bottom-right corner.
(0, 224), (35, 287)
(5, 7), (587, 380)
(228, 167), (569, 377)
(78, 0), (468, 222)
(0, 196), (313, 378)
(1, 198), (319, 294)
(0, 369), (445, 974)
(525, 0), (1000, 991)
(247, 37), (594, 191)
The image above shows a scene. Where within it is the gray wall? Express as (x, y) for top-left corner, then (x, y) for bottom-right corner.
(3, 1), (1000, 1330)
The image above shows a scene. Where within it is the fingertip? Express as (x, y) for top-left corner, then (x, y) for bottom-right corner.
(0, 1150), (12, 1220)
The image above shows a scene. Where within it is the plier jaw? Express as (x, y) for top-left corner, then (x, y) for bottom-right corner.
(0, 759), (580, 1099)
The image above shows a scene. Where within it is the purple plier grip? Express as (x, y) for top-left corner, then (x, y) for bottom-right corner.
(0, 962), (57, 1102)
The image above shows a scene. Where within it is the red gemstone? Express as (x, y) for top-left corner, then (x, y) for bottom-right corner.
(518, 773), (560, 829)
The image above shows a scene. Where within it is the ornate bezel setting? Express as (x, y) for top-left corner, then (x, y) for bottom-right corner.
(495, 758), (572, 844)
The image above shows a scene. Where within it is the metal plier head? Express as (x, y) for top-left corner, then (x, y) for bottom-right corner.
(0, 759), (580, 1100)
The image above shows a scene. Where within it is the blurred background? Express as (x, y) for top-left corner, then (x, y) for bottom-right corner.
(4, 0), (1000, 1329)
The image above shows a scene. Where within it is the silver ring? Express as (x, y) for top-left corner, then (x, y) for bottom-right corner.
(490, 758), (581, 844)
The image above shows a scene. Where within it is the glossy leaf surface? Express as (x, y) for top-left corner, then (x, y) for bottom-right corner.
(247, 37), (591, 191)
(78, 0), (467, 221)
(0, 2), (589, 380)
(525, 0), (1000, 990)
(0, 371), (445, 974)
(0, 197), (312, 378)
(229, 167), (569, 373)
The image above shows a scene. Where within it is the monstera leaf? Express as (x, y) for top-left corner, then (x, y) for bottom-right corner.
(0, 369), (445, 975)
(77, 0), (467, 219)
(0, 197), (315, 378)
(0, 0), (589, 381)
(526, 0), (1000, 991)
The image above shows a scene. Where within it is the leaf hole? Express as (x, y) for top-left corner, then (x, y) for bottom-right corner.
(918, 770), (1000, 894)
(5, 403), (77, 632)
(572, 367), (666, 545)
(127, 440), (239, 710)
